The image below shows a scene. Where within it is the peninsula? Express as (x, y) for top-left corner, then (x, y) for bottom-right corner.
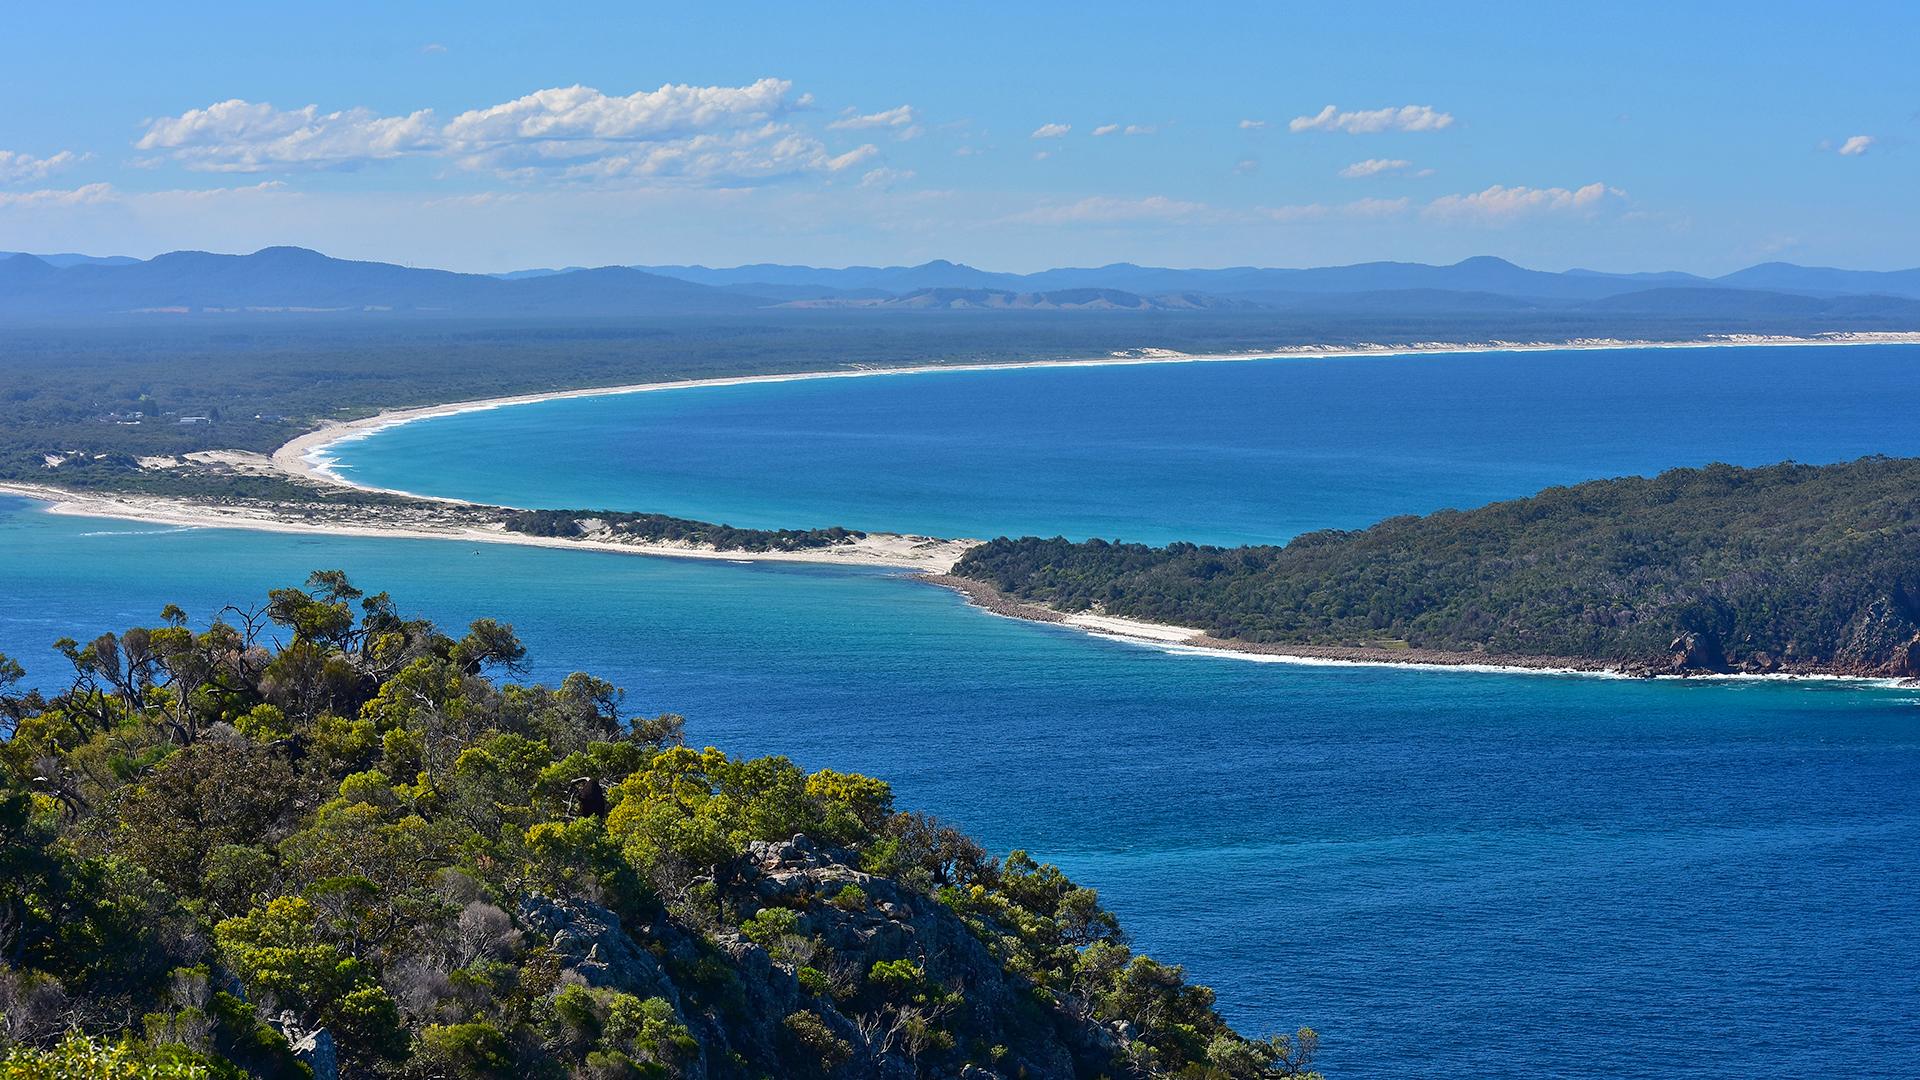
(9, 334), (1920, 676)
(944, 456), (1920, 679)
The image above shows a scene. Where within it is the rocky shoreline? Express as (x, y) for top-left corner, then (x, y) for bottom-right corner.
(923, 574), (1918, 681)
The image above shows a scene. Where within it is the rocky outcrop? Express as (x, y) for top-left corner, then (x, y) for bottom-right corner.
(267, 1011), (338, 1080)
(518, 895), (683, 1008)
(1667, 632), (1728, 673)
(517, 835), (1127, 1079)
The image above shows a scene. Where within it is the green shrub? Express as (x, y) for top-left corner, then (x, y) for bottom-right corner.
(420, 1022), (516, 1077)
(783, 1010), (853, 1073)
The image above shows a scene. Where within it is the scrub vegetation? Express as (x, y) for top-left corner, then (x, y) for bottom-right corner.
(0, 573), (1320, 1079)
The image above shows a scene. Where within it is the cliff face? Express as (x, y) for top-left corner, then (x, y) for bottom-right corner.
(1650, 593), (1920, 677)
(518, 834), (1122, 1080)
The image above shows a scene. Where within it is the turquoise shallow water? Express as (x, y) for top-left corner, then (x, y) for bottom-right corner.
(327, 344), (1920, 545)
(2, 496), (1917, 1079)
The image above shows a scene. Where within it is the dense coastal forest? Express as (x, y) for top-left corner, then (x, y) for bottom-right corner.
(0, 574), (1318, 1079)
(953, 457), (1920, 675)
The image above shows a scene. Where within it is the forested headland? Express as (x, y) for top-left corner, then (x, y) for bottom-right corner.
(0, 574), (1319, 1079)
(952, 457), (1920, 675)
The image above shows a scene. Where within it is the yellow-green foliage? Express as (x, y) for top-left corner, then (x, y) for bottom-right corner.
(0, 1033), (235, 1079)
(0, 573), (1314, 1079)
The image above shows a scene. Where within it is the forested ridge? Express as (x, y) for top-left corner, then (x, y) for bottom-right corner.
(954, 457), (1920, 674)
(0, 574), (1319, 1079)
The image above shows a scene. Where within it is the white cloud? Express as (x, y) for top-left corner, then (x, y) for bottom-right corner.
(1258, 197), (1411, 223)
(155, 180), (290, 201)
(828, 105), (920, 140)
(1339, 157), (1413, 179)
(858, 166), (916, 189)
(0, 149), (85, 184)
(0, 181), (296, 211)
(1092, 123), (1155, 136)
(1238, 119), (1267, 130)
(1030, 122), (1071, 139)
(440, 80), (795, 162)
(1344, 196), (1412, 217)
(1424, 182), (1623, 222)
(1289, 104), (1454, 134)
(420, 42), (448, 55)
(133, 80), (873, 185)
(550, 125), (876, 183)
(1009, 194), (1211, 225)
(1233, 157), (1259, 175)
(1837, 134), (1874, 156)
(136, 99), (443, 171)
(1092, 124), (1121, 137)
(0, 182), (117, 208)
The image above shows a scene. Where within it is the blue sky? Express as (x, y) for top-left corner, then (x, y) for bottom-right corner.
(1, 2), (1913, 273)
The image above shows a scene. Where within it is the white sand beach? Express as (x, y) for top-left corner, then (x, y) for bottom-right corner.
(12, 328), (1920, 600)
(0, 480), (978, 572)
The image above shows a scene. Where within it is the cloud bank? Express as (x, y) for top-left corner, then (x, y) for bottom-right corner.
(1424, 182), (1623, 221)
(1290, 104), (1454, 134)
(134, 80), (880, 184)
(1339, 158), (1413, 178)
(0, 149), (86, 184)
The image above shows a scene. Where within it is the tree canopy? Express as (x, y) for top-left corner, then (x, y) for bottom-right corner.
(0, 573), (1318, 1079)
(955, 456), (1920, 674)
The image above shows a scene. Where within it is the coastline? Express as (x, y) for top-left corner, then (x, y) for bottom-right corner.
(271, 330), (1920, 497)
(921, 573), (1918, 685)
(13, 328), (1920, 681)
(0, 480), (977, 572)
(923, 573), (1631, 676)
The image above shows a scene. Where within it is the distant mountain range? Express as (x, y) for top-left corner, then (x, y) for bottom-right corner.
(0, 247), (760, 317)
(3, 246), (1920, 322)
(621, 254), (1920, 303)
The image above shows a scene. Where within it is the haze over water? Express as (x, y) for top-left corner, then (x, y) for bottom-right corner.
(328, 344), (1920, 545)
(7, 343), (1920, 1078)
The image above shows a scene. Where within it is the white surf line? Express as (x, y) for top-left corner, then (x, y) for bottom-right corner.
(954, 583), (1919, 686)
(1076, 622), (1916, 686)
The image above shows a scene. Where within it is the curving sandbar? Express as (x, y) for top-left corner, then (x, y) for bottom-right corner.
(270, 331), (1920, 497)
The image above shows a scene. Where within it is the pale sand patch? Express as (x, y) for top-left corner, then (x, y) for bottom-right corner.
(1064, 613), (1204, 643)
(183, 449), (282, 474)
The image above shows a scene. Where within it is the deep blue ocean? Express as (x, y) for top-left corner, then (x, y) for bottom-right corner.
(5, 344), (1919, 1077)
(329, 344), (1920, 545)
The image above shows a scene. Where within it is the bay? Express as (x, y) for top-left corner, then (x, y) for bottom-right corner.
(327, 343), (1920, 546)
